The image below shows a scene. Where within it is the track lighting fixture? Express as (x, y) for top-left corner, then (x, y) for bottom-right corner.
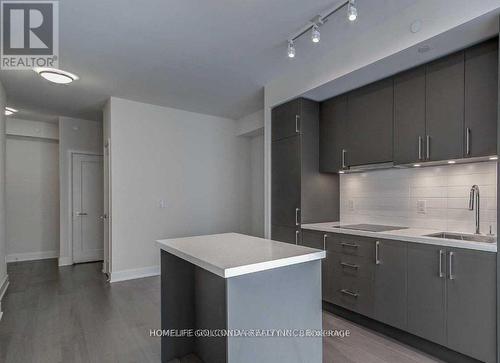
(286, 0), (359, 58)
(287, 40), (296, 58)
(347, 0), (358, 21)
(311, 25), (320, 43)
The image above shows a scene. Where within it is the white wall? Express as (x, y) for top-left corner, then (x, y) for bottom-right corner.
(58, 117), (103, 266)
(0, 82), (7, 320)
(107, 97), (252, 280)
(340, 162), (497, 235)
(6, 120), (59, 262)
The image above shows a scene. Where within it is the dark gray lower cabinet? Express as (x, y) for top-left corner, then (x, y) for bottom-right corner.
(300, 230), (331, 301)
(373, 239), (407, 330)
(446, 248), (496, 363)
(407, 243), (446, 346)
(272, 225), (300, 245)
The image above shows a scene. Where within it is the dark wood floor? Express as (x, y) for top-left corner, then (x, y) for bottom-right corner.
(0, 259), (442, 363)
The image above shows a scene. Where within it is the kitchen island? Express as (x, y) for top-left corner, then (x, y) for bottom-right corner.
(157, 233), (325, 363)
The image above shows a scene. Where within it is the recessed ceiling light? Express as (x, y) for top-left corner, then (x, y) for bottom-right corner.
(489, 156), (498, 160)
(287, 40), (296, 58)
(448, 160), (456, 164)
(338, 170), (345, 174)
(311, 25), (320, 43)
(413, 164), (421, 167)
(33, 67), (79, 84)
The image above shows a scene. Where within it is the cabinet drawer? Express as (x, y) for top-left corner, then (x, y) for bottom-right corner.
(330, 252), (375, 280)
(328, 233), (376, 259)
(332, 274), (374, 317)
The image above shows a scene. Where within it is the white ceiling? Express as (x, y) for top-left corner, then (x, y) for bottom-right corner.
(0, 0), (498, 121)
(0, 0), (422, 120)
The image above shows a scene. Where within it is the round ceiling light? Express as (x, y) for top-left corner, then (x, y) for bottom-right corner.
(33, 67), (79, 84)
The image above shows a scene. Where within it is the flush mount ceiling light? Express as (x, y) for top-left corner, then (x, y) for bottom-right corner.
(286, 0), (359, 58)
(4, 106), (18, 116)
(448, 160), (456, 164)
(489, 156), (498, 160)
(34, 67), (79, 84)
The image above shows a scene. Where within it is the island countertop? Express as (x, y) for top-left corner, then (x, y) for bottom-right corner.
(156, 232), (325, 278)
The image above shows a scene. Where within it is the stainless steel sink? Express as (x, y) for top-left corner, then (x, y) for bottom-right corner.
(425, 232), (496, 244)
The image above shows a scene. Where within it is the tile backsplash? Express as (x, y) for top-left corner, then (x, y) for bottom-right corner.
(340, 161), (497, 235)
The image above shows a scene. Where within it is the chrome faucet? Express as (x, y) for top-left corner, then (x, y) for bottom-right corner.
(468, 185), (480, 234)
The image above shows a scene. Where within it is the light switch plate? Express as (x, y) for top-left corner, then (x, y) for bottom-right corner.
(417, 200), (426, 214)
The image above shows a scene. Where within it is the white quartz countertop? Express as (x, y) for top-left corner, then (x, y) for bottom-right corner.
(302, 222), (497, 253)
(156, 233), (325, 278)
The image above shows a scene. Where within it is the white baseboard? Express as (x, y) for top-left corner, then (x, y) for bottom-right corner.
(110, 265), (160, 283)
(0, 275), (9, 323)
(6, 250), (58, 263)
(58, 256), (73, 266)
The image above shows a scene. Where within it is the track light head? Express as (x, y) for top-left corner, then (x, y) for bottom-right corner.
(287, 40), (296, 58)
(311, 25), (320, 43)
(347, 0), (358, 21)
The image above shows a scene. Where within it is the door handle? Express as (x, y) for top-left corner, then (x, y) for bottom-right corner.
(295, 115), (300, 133)
(375, 240), (380, 265)
(295, 208), (300, 226)
(426, 135), (430, 160)
(439, 250), (444, 278)
(340, 262), (359, 269)
(76, 212), (88, 216)
(323, 234), (328, 250)
(466, 128), (471, 156)
(340, 289), (359, 298)
(341, 149), (347, 169)
(295, 230), (300, 245)
(448, 252), (455, 280)
(418, 136), (423, 160)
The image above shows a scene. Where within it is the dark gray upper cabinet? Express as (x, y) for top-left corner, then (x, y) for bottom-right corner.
(425, 51), (465, 161)
(271, 99), (300, 141)
(347, 78), (394, 166)
(373, 239), (407, 330)
(319, 95), (348, 172)
(393, 66), (426, 165)
(407, 243), (446, 346)
(446, 248), (496, 363)
(464, 38), (498, 158)
(271, 135), (301, 228)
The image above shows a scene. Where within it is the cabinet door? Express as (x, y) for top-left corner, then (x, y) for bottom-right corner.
(394, 66), (426, 165)
(347, 78), (394, 166)
(271, 225), (300, 244)
(374, 239), (407, 330)
(319, 95), (348, 172)
(272, 99), (300, 141)
(446, 248), (496, 363)
(271, 135), (300, 227)
(425, 52), (464, 161)
(464, 39), (498, 158)
(301, 229), (334, 303)
(407, 243), (446, 346)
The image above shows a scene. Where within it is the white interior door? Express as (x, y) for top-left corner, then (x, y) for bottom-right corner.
(72, 154), (104, 263)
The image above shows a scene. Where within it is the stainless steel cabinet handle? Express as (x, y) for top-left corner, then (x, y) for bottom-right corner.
(323, 234), (328, 250)
(341, 242), (359, 248)
(466, 128), (471, 156)
(295, 208), (300, 226)
(418, 136), (423, 160)
(341, 149), (347, 169)
(295, 230), (300, 245)
(340, 289), (359, 298)
(426, 135), (430, 160)
(439, 250), (444, 278)
(340, 262), (359, 269)
(295, 115), (300, 133)
(448, 252), (455, 280)
(375, 241), (380, 265)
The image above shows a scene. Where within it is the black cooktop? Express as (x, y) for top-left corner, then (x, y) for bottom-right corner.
(333, 224), (408, 232)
